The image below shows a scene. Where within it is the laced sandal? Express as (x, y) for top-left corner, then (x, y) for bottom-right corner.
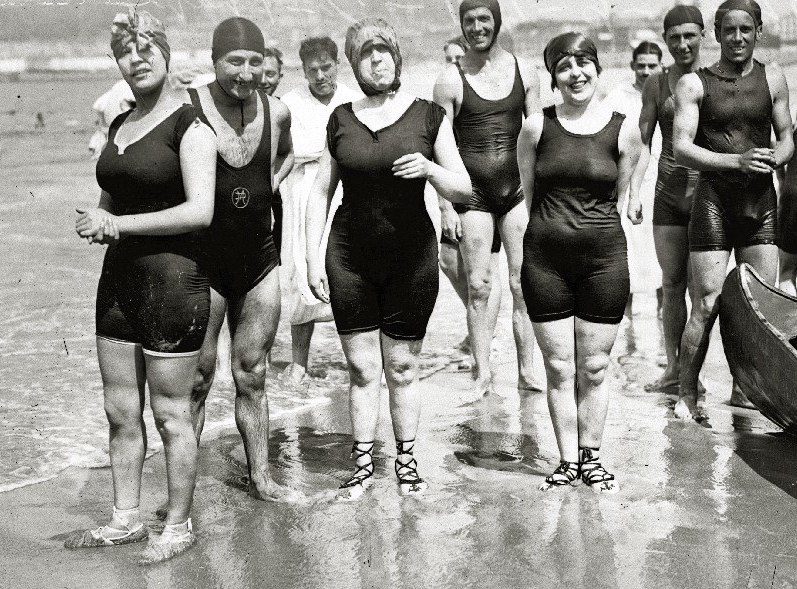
(538, 461), (581, 491)
(579, 447), (618, 494)
(338, 441), (375, 501)
(395, 439), (428, 495)
(139, 519), (196, 565)
(65, 506), (148, 548)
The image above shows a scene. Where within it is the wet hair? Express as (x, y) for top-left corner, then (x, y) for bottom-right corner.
(299, 36), (338, 65)
(263, 45), (283, 70)
(544, 32), (601, 90)
(632, 41), (662, 62)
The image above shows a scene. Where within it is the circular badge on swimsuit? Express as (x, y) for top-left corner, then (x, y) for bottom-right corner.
(231, 187), (250, 209)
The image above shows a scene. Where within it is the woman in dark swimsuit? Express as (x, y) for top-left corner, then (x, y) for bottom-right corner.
(517, 33), (641, 493)
(68, 10), (217, 564)
(305, 19), (471, 499)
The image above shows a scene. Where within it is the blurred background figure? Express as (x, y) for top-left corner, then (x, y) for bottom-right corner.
(443, 36), (467, 64)
(88, 78), (134, 159)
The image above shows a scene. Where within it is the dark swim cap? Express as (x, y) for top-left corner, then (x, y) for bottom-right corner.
(663, 5), (704, 32)
(211, 17), (266, 63)
(345, 19), (402, 96)
(111, 9), (171, 68)
(459, 0), (502, 50)
(714, 0), (762, 33)
(544, 32), (600, 73)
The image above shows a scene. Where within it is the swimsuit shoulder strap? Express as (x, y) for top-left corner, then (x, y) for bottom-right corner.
(186, 87), (211, 129)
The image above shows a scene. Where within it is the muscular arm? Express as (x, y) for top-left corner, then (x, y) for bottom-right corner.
(432, 66), (466, 215)
(270, 97), (295, 188)
(628, 77), (659, 216)
(117, 120), (217, 235)
(767, 64), (794, 168)
(517, 113), (543, 214)
(519, 58), (542, 116)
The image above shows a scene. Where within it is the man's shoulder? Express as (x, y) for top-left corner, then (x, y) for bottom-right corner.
(333, 83), (362, 103)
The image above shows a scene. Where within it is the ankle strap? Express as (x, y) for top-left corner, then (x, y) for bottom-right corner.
(396, 439), (416, 454)
(351, 441), (374, 460)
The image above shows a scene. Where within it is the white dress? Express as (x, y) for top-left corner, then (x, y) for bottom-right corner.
(604, 84), (663, 294)
(280, 83), (362, 324)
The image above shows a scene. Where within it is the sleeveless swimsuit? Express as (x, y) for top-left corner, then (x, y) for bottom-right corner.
(651, 69), (701, 226)
(521, 106), (629, 324)
(689, 61), (777, 251)
(326, 99), (445, 340)
(189, 88), (280, 299)
(453, 56), (526, 217)
(95, 105), (210, 354)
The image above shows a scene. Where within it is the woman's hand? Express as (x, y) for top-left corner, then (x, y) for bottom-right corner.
(307, 259), (330, 304)
(392, 153), (431, 179)
(626, 197), (643, 225)
(76, 207), (119, 243)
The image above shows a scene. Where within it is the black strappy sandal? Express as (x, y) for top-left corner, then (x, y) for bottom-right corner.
(579, 447), (618, 494)
(395, 439), (428, 496)
(538, 460), (581, 491)
(338, 441), (375, 501)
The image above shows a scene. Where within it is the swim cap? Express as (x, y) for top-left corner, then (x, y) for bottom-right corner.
(111, 9), (171, 68)
(714, 0), (762, 33)
(211, 17), (266, 63)
(344, 19), (402, 96)
(544, 32), (600, 74)
(663, 5), (705, 32)
(459, 0), (502, 50)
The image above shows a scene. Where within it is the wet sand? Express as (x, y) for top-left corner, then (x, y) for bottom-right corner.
(2, 301), (797, 588)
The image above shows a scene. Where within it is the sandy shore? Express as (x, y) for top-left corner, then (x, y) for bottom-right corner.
(2, 306), (796, 588)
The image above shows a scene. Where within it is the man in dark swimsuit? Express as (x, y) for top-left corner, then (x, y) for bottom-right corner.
(672, 0), (793, 420)
(189, 18), (299, 501)
(433, 0), (541, 393)
(636, 5), (704, 391)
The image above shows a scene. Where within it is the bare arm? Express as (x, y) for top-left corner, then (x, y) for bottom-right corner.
(305, 147), (340, 303)
(271, 97), (295, 189)
(673, 73), (775, 173)
(767, 64), (794, 168)
(628, 77), (659, 223)
(519, 58), (542, 116)
(432, 65), (461, 125)
(517, 113), (543, 215)
(618, 113), (643, 219)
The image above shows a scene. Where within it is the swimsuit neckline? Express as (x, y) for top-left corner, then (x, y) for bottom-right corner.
(345, 98), (420, 137)
(550, 106), (620, 139)
(112, 105), (186, 155)
(457, 55), (520, 103)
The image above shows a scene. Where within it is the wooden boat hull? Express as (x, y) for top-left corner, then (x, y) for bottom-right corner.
(720, 263), (797, 436)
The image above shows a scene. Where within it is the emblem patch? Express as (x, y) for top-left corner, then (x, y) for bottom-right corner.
(231, 187), (250, 208)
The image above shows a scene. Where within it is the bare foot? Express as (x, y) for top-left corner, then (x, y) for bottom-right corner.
(644, 369), (679, 392)
(248, 479), (305, 503)
(729, 386), (757, 410)
(674, 394), (708, 422)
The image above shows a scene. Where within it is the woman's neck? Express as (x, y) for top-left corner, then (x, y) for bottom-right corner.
(558, 96), (595, 119)
(362, 91), (398, 108)
(131, 82), (170, 115)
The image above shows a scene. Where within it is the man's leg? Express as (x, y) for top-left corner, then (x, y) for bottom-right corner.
(283, 321), (314, 384)
(646, 226), (690, 390)
(459, 210), (498, 391)
(676, 249), (731, 419)
(190, 289), (227, 440)
(499, 201), (541, 391)
(227, 269), (301, 501)
(730, 243), (780, 408)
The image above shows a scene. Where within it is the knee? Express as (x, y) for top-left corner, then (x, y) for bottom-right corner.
(153, 408), (193, 442)
(438, 251), (459, 277)
(191, 358), (215, 401)
(467, 273), (492, 303)
(545, 357), (575, 391)
(578, 354), (610, 389)
(693, 290), (721, 321)
(104, 399), (141, 432)
(661, 275), (687, 297)
(384, 358), (417, 390)
(348, 358), (382, 389)
(231, 351), (268, 390)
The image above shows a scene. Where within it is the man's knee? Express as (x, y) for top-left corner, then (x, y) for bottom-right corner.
(545, 356), (575, 390)
(104, 398), (141, 432)
(231, 349), (268, 390)
(384, 358), (417, 389)
(692, 288), (721, 322)
(467, 271), (492, 303)
(578, 354), (610, 388)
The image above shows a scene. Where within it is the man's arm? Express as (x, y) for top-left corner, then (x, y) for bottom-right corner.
(518, 58), (541, 116)
(270, 97), (294, 190)
(766, 63), (795, 168)
(673, 72), (775, 174)
(628, 76), (660, 221)
(432, 66), (466, 233)
(517, 113), (543, 215)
